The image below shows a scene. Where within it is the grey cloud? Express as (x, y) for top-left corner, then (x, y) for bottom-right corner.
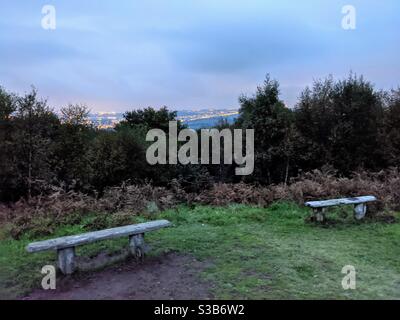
(160, 19), (331, 74)
(0, 40), (82, 66)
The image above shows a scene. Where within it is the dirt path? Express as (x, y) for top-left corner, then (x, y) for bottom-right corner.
(23, 253), (214, 300)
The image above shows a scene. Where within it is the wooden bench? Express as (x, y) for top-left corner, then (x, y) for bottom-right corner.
(26, 220), (172, 275)
(305, 196), (377, 222)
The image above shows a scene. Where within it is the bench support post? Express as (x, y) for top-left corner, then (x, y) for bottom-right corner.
(354, 203), (367, 220)
(313, 208), (326, 222)
(129, 233), (145, 260)
(57, 247), (75, 275)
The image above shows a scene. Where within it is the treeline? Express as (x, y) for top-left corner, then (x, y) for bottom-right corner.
(1, 73), (400, 202)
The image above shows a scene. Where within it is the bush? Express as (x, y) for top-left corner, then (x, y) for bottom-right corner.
(1, 183), (180, 239)
(192, 168), (400, 216)
(2, 168), (399, 239)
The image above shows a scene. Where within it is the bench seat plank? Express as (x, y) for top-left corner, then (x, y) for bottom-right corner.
(26, 220), (171, 253)
(305, 196), (377, 209)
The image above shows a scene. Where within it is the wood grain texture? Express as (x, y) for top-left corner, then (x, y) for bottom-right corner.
(305, 196), (377, 208)
(26, 220), (171, 253)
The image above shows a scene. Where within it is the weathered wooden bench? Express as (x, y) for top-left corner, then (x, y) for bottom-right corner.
(305, 196), (377, 222)
(26, 220), (172, 275)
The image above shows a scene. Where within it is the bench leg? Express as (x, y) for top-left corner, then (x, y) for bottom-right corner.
(57, 247), (75, 275)
(129, 233), (145, 260)
(354, 203), (367, 220)
(314, 208), (326, 222)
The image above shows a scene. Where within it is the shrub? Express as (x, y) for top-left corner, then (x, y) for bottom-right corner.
(1, 168), (399, 239)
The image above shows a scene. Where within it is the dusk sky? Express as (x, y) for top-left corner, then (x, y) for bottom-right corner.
(0, 0), (399, 112)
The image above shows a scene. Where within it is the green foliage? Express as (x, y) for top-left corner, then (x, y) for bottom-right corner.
(118, 106), (186, 132)
(236, 75), (295, 184)
(294, 74), (385, 174)
(89, 126), (148, 192)
(175, 164), (214, 193)
(383, 88), (400, 166)
(1, 203), (398, 299)
(1, 73), (400, 201)
(0, 86), (15, 121)
(0, 87), (17, 201)
(116, 106), (192, 187)
(53, 104), (94, 191)
(0, 87), (60, 200)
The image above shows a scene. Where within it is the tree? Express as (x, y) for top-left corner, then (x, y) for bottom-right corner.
(294, 74), (385, 174)
(0, 86), (15, 121)
(54, 104), (94, 191)
(118, 106), (186, 132)
(236, 75), (294, 184)
(0, 87), (17, 201)
(89, 126), (149, 193)
(383, 88), (400, 166)
(60, 104), (90, 126)
(12, 88), (60, 198)
(293, 77), (336, 171)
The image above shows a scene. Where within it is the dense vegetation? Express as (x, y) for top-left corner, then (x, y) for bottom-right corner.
(1, 74), (399, 300)
(1, 73), (400, 203)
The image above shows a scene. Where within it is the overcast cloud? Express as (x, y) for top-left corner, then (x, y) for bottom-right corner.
(0, 0), (399, 111)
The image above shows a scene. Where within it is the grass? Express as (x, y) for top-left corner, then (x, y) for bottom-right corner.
(0, 202), (399, 300)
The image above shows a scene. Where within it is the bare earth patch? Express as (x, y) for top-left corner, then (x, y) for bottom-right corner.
(23, 253), (214, 300)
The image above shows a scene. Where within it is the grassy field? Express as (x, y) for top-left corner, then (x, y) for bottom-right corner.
(0, 202), (399, 299)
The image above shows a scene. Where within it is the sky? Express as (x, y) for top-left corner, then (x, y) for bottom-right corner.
(0, 0), (399, 112)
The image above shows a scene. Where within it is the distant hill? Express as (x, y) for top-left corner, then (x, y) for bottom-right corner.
(88, 109), (239, 129)
(181, 114), (238, 130)
(176, 109), (238, 129)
